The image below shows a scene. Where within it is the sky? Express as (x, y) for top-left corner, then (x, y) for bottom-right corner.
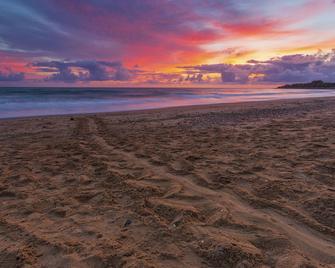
(0, 0), (335, 86)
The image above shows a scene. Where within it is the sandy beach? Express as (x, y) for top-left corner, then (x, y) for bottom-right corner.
(0, 97), (335, 267)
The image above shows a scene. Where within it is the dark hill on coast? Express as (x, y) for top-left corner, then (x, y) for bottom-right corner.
(278, 80), (335, 89)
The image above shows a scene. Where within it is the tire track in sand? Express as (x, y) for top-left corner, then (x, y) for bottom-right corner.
(87, 117), (335, 264)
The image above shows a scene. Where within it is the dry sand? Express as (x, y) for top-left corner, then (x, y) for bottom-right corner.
(0, 97), (335, 267)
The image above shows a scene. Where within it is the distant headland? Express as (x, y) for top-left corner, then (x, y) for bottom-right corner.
(278, 80), (335, 89)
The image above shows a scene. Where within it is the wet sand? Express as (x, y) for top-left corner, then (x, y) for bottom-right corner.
(0, 97), (335, 267)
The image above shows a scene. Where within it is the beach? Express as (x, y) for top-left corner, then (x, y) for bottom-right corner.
(0, 97), (335, 267)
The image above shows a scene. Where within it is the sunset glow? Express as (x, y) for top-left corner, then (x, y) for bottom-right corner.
(1, 0), (335, 86)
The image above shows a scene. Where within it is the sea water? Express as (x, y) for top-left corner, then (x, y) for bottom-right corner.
(1, 87), (335, 119)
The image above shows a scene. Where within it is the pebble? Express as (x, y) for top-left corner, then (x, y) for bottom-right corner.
(124, 219), (132, 227)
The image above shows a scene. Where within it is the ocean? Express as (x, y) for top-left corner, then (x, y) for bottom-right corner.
(1, 87), (335, 119)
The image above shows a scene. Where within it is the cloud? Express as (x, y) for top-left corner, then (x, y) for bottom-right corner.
(180, 49), (335, 83)
(0, 71), (24, 81)
(32, 60), (133, 82)
(0, 0), (220, 64)
(1, 0), (335, 85)
(4, 0), (332, 71)
(185, 73), (203, 82)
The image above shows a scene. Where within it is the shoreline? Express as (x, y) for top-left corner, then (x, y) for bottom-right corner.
(1, 95), (334, 122)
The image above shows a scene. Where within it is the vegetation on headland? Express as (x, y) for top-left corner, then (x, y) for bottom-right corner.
(278, 80), (335, 89)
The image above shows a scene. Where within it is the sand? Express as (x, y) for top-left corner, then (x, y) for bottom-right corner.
(0, 97), (335, 268)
